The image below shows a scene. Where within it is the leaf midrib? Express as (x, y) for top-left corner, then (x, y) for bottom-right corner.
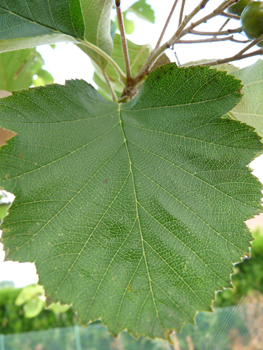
(118, 103), (164, 336)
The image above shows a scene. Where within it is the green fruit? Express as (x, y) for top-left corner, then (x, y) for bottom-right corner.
(241, 1), (263, 39)
(227, 0), (252, 16)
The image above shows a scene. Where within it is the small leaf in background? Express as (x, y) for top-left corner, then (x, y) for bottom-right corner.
(228, 60), (263, 139)
(24, 298), (45, 318)
(0, 65), (262, 339)
(0, 48), (53, 92)
(46, 302), (71, 314)
(15, 285), (44, 306)
(122, 12), (135, 34)
(128, 0), (155, 23)
(213, 63), (239, 74)
(184, 60), (239, 74)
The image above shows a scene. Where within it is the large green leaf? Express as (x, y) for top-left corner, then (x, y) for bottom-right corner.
(0, 64), (262, 339)
(228, 60), (263, 139)
(0, 0), (113, 68)
(0, 0), (84, 41)
(0, 48), (53, 92)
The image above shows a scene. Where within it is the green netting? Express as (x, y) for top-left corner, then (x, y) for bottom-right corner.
(0, 302), (262, 350)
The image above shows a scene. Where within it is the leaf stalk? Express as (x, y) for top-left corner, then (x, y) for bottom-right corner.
(116, 0), (132, 83)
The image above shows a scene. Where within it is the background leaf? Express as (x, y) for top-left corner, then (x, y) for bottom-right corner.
(23, 299), (45, 318)
(128, 0), (155, 23)
(78, 0), (114, 68)
(0, 48), (53, 91)
(0, 65), (262, 339)
(121, 12), (135, 34)
(228, 59), (263, 139)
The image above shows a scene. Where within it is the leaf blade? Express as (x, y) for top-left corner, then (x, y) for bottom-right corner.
(0, 0), (85, 41)
(0, 65), (262, 339)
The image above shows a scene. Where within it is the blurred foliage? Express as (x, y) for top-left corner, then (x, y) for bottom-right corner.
(0, 286), (79, 334)
(0, 48), (53, 92)
(214, 226), (263, 307)
(115, 0), (155, 35)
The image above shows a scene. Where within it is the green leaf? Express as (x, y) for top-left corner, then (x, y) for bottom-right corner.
(0, 48), (53, 92)
(115, 11), (136, 35)
(214, 63), (239, 74)
(78, 0), (113, 68)
(122, 12), (135, 34)
(46, 302), (71, 314)
(228, 59), (263, 139)
(128, 0), (155, 23)
(0, 1), (114, 69)
(0, 0), (85, 41)
(15, 285), (44, 306)
(0, 64), (262, 339)
(24, 298), (45, 318)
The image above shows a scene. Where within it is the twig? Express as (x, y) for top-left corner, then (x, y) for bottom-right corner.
(228, 38), (250, 43)
(80, 41), (126, 85)
(178, 0), (186, 27)
(102, 70), (118, 102)
(199, 48), (263, 66)
(189, 27), (242, 36)
(116, 0), (132, 82)
(154, 0), (180, 51)
(237, 33), (263, 56)
(178, 0), (238, 41)
(217, 18), (230, 33)
(135, 0), (211, 80)
(177, 35), (248, 43)
(221, 11), (240, 20)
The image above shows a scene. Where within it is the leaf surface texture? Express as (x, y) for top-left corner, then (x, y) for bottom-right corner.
(0, 64), (262, 339)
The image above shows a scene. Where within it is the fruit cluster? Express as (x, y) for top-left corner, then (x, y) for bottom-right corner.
(227, 1), (263, 43)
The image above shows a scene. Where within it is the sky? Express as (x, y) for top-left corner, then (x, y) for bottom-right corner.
(0, 0), (263, 287)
